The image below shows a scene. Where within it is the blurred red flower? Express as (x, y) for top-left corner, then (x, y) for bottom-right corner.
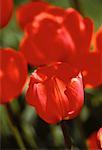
(0, 49), (28, 104)
(18, 4), (93, 65)
(26, 62), (84, 124)
(87, 127), (102, 150)
(0, 0), (13, 28)
(16, 1), (66, 30)
(95, 26), (102, 52)
(73, 26), (102, 88)
(97, 128), (102, 149)
(17, 2), (102, 88)
(16, 1), (49, 30)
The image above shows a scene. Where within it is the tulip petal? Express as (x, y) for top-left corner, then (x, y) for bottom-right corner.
(87, 132), (99, 150)
(20, 17), (74, 66)
(87, 128), (102, 150)
(97, 127), (102, 149)
(41, 79), (63, 124)
(47, 6), (66, 17)
(95, 26), (102, 52)
(51, 77), (69, 119)
(0, 0), (13, 28)
(64, 73), (84, 119)
(0, 49), (27, 104)
(20, 36), (48, 66)
(26, 76), (37, 106)
(16, 2), (49, 30)
(81, 52), (102, 88)
(63, 8), (93, 55)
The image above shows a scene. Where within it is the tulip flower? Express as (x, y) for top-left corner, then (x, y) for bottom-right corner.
(0, 0), (13, 28)
(75, 26), (102, 88)
(0, 49), (28, 104)
(95, 26), (102, 52)
(16, 1), (66, 30)
(19, 6), (93, 66)
(87, 127), (102, 150)
(18, 2), (102, 87)
(19, 3), (97, 87)
(16, 1), (49, 30)
(97, 128), (102, 149)
(26, 62), (84, 124)
(19, 1), (102, 88)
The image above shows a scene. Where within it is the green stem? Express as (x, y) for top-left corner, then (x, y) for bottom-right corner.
(69, 0), (84, 16)
(5, 105), (26, 150)
(60, 120), (72, 149)
(0, 29), (4, 48)
(30, 0), (42, 2)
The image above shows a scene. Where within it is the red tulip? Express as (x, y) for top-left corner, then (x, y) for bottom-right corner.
(97, 128), (102, 149)
(16, 1), (67, 30)
(20, 16), (74, 66)
(0, 0), (13, 28)
(17, 2), (102, 88)
(19, 7), (93, 67)
(95, 26), (102, 52)
(16, 1), (49, 30)
(87, 127), (102, 150)
(76, 26), (102, 88)
(26, 62), (84, 124)
(0, 49), (28, 104)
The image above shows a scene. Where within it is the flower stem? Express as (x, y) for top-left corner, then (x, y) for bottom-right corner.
(30, 0), (43, 2)
(5, 104), (26, 150)
(60, 120), (72, 149)
(69, 0), (84, 16)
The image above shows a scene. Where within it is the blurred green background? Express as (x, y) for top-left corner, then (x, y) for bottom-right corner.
(0, 0), (102, 149)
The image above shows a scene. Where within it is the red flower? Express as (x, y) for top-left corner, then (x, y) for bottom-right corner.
(0, 49), (28, 104)
(16, 1), (66, 30)
(26, 62), (84, 124)
(87, 127), (102, 150)
(95, 26), (102, 52)
(75, 26), (102, 88)
(19, 5), (93, 66)
(17, 2), (102, 88)
(16, 1), (49, 30)
(0, 0), (13, 28)
(97, 128), (102, 149)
